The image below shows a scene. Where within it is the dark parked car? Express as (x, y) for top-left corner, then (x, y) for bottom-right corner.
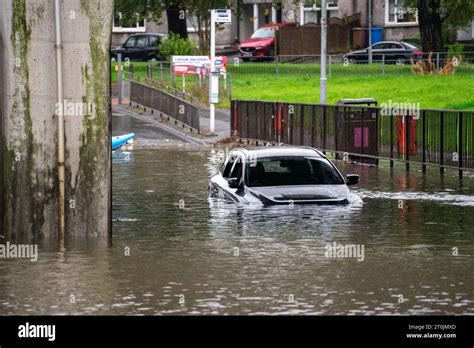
(238, 22), (296, 61)
(209, 147), (361, 205)
(111, 33), (165, 61)
(343, 41), (423, 64)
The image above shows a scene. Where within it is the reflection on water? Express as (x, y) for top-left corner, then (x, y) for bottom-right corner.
(0, 148), (473, 315)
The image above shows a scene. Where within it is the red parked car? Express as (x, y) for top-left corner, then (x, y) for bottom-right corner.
(238, 22), (296, 61)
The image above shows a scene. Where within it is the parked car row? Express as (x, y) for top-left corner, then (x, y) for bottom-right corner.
(110, 28), (423, 65)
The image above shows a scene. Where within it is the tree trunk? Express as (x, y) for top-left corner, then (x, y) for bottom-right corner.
(417, 0), (444, 52)
(166, 4), (188, 39)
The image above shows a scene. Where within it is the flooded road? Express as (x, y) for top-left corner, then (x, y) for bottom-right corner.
(1, 145), (473, 315)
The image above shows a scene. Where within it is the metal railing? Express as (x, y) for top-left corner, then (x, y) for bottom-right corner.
(231, 100), (474, 177)
(228, 52), (474, 79)
(128, 79), (200, 132)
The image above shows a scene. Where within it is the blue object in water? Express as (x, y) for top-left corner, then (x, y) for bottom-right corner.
(112, 133), (135, 150)
(370, 27), (383, 45)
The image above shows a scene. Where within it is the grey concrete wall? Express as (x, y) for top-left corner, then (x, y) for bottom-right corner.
(0, 0), (111, 241)
(0, 29), (3, 234)
(384, 26), (419, 40)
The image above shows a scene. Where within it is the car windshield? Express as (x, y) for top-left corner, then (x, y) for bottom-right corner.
(246, 156), (344, 187)
(251, 27), (275, 39)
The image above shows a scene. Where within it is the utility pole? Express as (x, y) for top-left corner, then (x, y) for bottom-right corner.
(210, 10), (216, 134)
(54, 0), (65, 246)
(320, 0), (327, 104)
(209, 9), (231, 134)
(368, 0), (373, 64)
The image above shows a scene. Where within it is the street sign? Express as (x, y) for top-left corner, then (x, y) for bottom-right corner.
(171, 55), (226, 76)
(214, 9), (231, 23)
(209, 74), (219, 104)
(172, 56), (210, 76)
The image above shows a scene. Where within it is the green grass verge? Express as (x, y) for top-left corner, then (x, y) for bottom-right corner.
(230, 63), (474, 110)
(112, 61), (474, 110)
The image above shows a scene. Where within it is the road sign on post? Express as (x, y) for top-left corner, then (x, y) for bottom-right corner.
(214, 9), (231, 23)
(210, 9), (231, 134)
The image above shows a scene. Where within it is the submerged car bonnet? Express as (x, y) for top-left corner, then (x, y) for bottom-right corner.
(248, 185), (350, 204)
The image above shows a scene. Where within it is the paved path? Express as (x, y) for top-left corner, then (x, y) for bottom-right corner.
(112, 100), (231, 145)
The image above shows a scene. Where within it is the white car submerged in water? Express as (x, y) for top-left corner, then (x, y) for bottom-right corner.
(209, 146), (361, 205)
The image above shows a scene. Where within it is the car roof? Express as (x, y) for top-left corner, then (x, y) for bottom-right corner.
(231, 146), (324, 160)
(373, 41), (403, 45)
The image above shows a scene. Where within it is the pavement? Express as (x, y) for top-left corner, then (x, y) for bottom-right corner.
(112, 99), (231, 147)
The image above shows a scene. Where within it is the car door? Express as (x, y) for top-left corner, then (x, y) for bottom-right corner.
(133, 35), (148, 60)
(147, 35), (161, 60)
(122, 36), (137, 60)
(385, 42), (403, 63)
(371, 43), (386, 62)
(388, 42), (407, 63)
(224, 155), (244, 202)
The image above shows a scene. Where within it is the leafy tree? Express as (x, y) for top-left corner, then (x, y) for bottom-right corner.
(115, 0), (235, 53)
(404, 0), (474, 52)
(186, 0), (234, 54)
(114, 0), (188, 39)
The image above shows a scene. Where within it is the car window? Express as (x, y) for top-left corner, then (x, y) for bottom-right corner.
(149, 36), (160, 47)
(124, 37), (136, 48)
(229, 157), (243, 180)
(135, 36), (147, 48)
(251, 27), (275, 39)
(372, 43), (385, 50)
(386, 43), (403, 49)
(222, 155), (236, 178)
(246, 156), (344, 187)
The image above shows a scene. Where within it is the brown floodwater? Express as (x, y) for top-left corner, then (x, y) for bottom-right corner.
(0, 145), (473, 315)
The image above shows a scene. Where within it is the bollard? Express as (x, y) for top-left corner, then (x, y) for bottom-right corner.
(117, 53), (122, 105)
(382, 54), (385, 77)
(275, 55), (279, 79)
(328, 55), (332, 78)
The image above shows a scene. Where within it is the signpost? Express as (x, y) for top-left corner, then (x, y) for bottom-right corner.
(210, 9), (231, 134)
(320, 0), (327, 104)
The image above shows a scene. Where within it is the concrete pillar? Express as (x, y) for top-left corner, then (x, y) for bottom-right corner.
(253, 3), (259, 32)
(0, 0), (112, 242)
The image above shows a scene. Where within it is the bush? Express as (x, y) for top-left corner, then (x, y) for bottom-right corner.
(158, 33), (198, 61)
(404, 37), (422, 47)
(447, 43), (464, 59)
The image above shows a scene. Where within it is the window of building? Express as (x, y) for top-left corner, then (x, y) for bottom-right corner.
(300, 1), (339, 25)
(385, 0), (418, 25)
(113, 12), (146, 33)
(187, 13), (210, 33)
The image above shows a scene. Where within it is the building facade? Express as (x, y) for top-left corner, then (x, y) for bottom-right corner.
(112, 1), (471, 50)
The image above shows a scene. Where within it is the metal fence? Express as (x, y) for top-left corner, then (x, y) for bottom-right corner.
(231, 100), (474, 177)
(228, 52), (474, 79)
(127, 79), (200, 132)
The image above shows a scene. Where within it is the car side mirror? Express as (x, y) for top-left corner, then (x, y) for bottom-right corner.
(346, 174), (360, 186)
(228, 177), (241, 189)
